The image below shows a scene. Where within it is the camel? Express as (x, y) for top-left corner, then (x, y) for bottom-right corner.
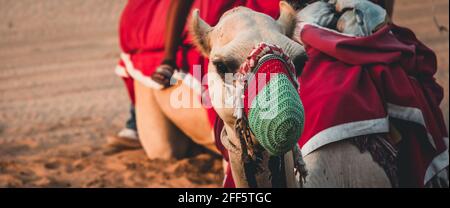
(189, 1), (394, 188)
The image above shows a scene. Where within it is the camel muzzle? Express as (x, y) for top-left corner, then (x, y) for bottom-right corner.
(235, 43), (305, 157)
(229, 43), (306, 187)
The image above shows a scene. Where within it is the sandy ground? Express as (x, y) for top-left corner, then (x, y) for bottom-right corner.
(0, 0), (448, 188)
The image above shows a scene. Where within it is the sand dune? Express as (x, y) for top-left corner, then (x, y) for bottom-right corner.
(0, 0), (223, 188)
(0, 0), (448, 187)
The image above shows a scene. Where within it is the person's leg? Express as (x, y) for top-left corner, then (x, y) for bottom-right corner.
(108, 104), (141, 147)
(152, 82), (219, 155)
(125, 105), (137, 131)
(134, 80), (191, 159)
(107, 77), (141, 149)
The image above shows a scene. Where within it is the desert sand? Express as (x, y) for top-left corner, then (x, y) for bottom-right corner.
(0, 0), (448, 187)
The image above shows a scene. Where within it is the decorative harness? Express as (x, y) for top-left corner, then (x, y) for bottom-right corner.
(222, 43), (307, 187)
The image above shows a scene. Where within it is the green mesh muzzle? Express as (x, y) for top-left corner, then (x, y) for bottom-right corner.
(247, 73), (305, 156)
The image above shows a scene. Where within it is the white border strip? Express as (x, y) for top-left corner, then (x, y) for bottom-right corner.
(424, 137), (449, 184)
(301, 117), (390, 157)
(120, 53), (203, 95)
(387, 103), (437, 149)
(120, 53), (164, 90)
(387, 103), (448, 185)
(114, 64), (129, 78)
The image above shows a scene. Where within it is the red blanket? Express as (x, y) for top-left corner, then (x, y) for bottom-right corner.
(297, 23), (448, 187)
(215, 23), (448, 188)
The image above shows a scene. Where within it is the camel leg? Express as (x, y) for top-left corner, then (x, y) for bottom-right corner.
(220, 122), (299, 188)
(152, 81), (219, 155)
(383, 0), (394, 17)
(134, 81), (191, 160)
(228, 149), (298, 188)
(302, 140), (392, 188)
(284, 151), (300, 188)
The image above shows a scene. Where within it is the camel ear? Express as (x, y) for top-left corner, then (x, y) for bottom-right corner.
(189, 9), (213, 57)
(277, 1), (297, 37)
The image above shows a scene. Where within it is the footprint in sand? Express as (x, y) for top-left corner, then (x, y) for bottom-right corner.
(43, 161), (61, 170)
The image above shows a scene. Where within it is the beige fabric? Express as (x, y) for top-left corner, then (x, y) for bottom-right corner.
(134, 81), (219, 160)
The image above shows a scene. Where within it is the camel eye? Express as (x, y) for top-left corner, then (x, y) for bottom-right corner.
(213, 60), (228, 75)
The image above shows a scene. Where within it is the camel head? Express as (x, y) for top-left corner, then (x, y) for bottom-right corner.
(189, 2), (305, 129)
(189, 2), (307, 187)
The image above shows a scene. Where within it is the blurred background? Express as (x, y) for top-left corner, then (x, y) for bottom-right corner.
(0, 0), (448, 187)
